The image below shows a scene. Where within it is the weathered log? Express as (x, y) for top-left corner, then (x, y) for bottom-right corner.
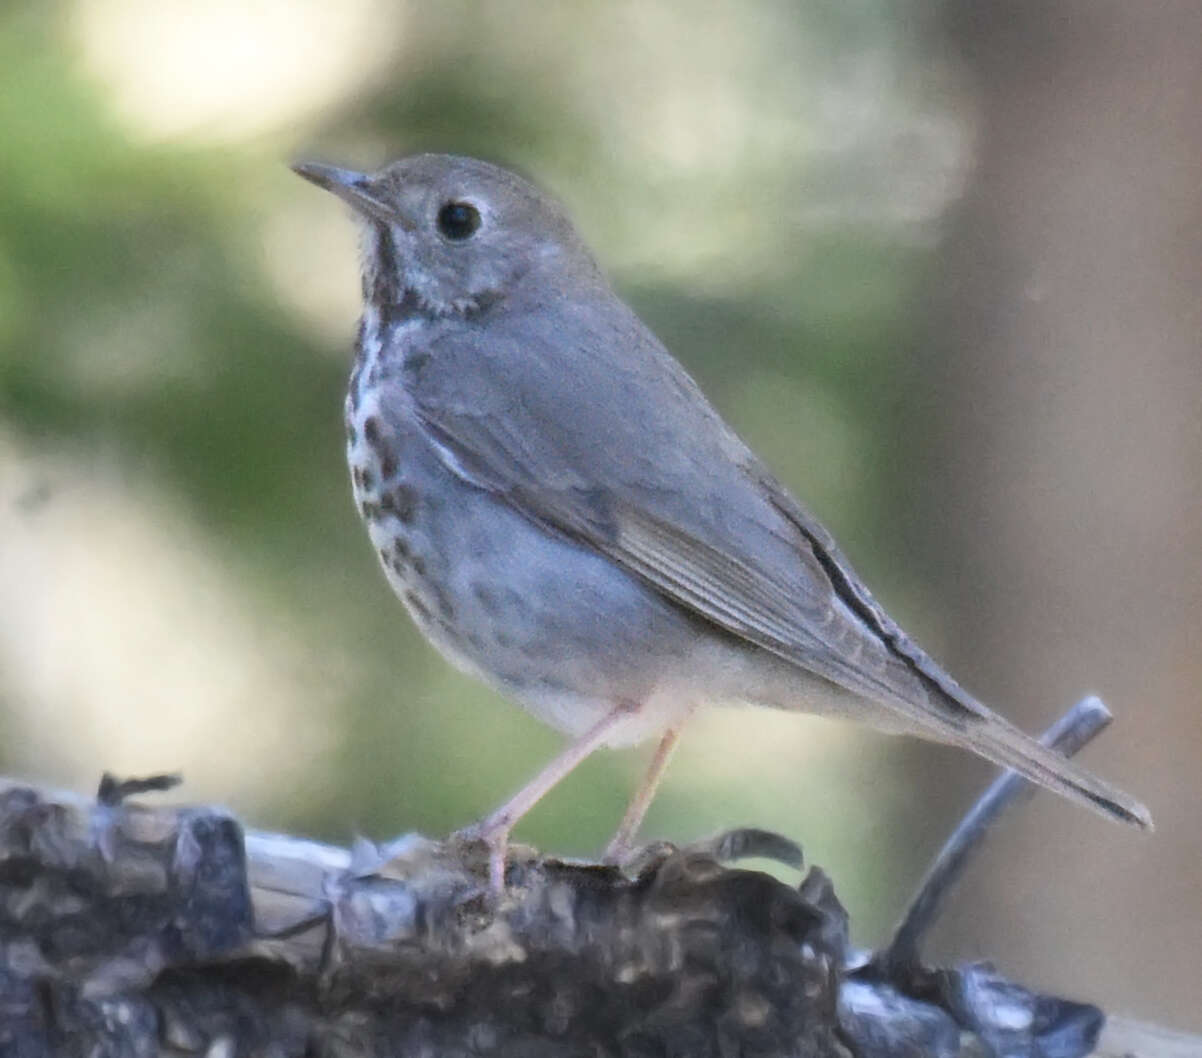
(1, 763), (1184, 1058)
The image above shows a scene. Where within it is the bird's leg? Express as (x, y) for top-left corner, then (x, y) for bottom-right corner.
(603, 707), (695, 864)
(460, 701), (641, 893)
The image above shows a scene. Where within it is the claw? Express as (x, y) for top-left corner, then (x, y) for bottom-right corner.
(605, 838), (678, 875)
(449, 705), (651, 896)
(487, 834), (508, 895)
(451, 818), (512, 896)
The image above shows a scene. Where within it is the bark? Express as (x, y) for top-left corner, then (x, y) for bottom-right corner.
(0, 773), (1190, 1058)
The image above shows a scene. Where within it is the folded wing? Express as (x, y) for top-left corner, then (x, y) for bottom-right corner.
(399, 293), (1151, 830)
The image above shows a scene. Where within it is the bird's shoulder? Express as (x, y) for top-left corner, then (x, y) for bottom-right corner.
(405, 285), (752, 490)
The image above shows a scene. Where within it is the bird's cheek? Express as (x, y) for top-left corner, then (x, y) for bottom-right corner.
(389, 225), (421, 268)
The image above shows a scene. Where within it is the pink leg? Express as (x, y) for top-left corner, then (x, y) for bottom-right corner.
(603, 710), (693, 863)
(461, 702), (639, 893)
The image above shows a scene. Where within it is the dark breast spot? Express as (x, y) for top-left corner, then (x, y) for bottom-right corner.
(404, 590), (433, 624)
(431, 584), (455, 621)
(403, 348), (431, 379)
(472, 583), (502, 617)
(377, 530), (410, 575)
(391, 483), (418, 524)
(363, 416), (383, 451)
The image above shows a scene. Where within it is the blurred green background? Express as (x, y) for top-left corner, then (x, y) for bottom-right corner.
(1, 0), (1198, 1031)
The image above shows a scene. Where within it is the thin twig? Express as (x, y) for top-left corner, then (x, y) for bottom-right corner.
(880, 696), (1113, 976)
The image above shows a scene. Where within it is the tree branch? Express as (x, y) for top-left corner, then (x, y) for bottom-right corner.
(0, 704), (1192, 1056)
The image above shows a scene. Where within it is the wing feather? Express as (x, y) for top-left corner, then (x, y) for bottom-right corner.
(398, 301), (1151, 831)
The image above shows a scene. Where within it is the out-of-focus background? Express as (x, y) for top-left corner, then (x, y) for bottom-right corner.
(1, 0), (1198, 1029)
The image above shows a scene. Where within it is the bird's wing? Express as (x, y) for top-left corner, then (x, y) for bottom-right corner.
(399, 297), (1151, 829)
(402, 302), (933, 714)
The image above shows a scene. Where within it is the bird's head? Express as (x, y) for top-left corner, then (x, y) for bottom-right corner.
(292, 153), (599, 317)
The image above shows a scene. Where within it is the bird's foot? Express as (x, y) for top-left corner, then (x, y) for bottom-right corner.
(603, 837), (678, 875)
(600, 832), (641, 867)
(451, 816), (513, 896)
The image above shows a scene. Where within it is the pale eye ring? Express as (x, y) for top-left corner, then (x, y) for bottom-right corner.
(437, 200), (481, 241)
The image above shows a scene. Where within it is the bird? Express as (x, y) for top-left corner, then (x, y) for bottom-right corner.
(292, 153), (1151, 892)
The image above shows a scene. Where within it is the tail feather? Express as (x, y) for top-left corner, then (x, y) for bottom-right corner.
(918, 695), (1153, 831)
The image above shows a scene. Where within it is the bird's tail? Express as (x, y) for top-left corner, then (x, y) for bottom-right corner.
(916, 691), (1153, 831)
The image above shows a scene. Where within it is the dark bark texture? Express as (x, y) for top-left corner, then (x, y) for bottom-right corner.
(0, 776), (1188, 1057)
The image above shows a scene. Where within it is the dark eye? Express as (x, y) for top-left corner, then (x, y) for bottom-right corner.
(436, 200), (481, 240)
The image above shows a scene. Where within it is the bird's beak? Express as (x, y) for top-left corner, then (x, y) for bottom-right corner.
(291, 161), (398, 225)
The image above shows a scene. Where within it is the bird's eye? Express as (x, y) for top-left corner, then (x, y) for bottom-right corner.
(436, 201), (481, 241)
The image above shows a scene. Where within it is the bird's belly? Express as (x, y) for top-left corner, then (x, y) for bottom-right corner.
(346, 395), (704, 744)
